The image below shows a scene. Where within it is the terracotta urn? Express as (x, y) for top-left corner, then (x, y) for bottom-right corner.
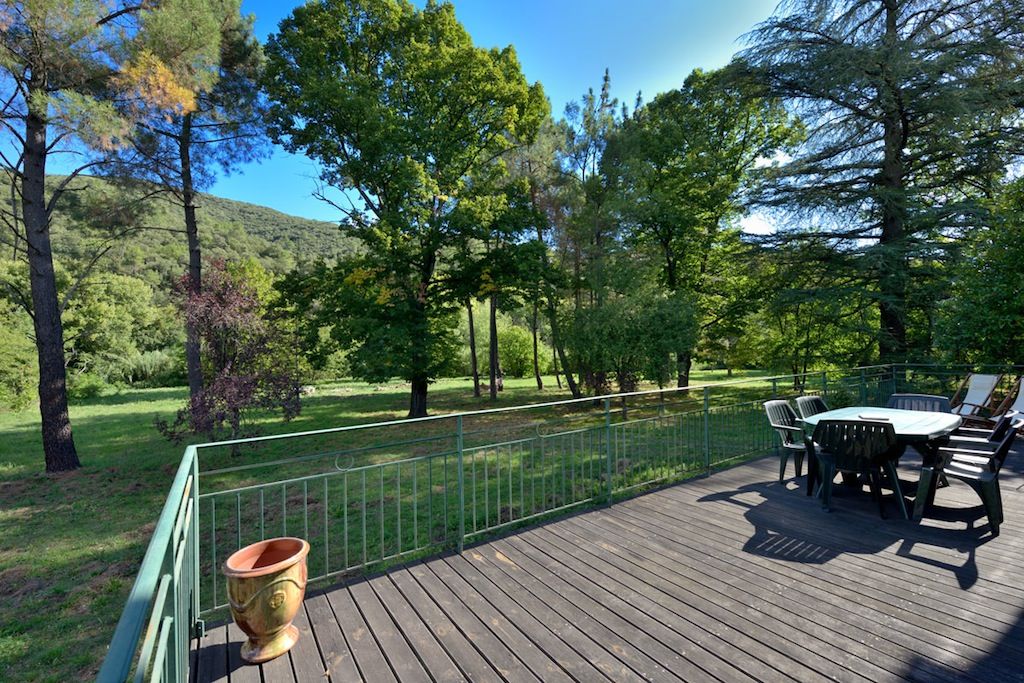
(223, 537), (310, 663)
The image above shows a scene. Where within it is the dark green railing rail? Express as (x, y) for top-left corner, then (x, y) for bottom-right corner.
(98, 362), (1023, 681)
(97, 447), (198, 683)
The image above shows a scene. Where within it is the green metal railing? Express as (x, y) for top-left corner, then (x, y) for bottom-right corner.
(99, 362), (1022, 681)
(97, 447), (199, 683)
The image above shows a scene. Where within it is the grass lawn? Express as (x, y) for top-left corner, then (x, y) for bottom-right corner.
(0, 369), (766, 682)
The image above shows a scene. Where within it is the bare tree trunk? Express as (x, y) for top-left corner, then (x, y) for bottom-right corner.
(409, 376), (428, 418)
(179, 113), (204, 400)
(467, 299), (480, 397)
(677, 352), (693, 390)
(489, 292), (499, 400)
(531, 300), (543, 390)
(23, 89), (80, 472)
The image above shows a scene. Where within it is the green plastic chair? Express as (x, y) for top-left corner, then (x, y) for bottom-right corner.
(886, 393), (952, 412)
(804, 419), (907, 519)
(795, 395), (829, 420)
(763, 400), (806, 484)
(936, 428), (1017, 536)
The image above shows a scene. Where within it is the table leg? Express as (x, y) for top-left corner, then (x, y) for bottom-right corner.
(913, 466), (937, 521)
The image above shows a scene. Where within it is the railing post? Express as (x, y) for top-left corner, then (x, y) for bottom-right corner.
(821, 370), (828, 399)
(604, 397), (613, 504)
(703, 386), (711, 475)
(191, 449), (201, 638)
(859, 368), (867, 405)
(771, 378), (778, 399)
(456, 415), (465, 553)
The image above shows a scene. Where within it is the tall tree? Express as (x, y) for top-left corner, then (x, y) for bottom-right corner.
(606, 65), (796, 387)
(0, 0), (223, 471)
(129, 4), (268, 401)
(264, 0), (545, 417)
(743, 0), (1024, 361)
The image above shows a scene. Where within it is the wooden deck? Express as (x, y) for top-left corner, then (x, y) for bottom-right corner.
(192, 450), (1024, 682)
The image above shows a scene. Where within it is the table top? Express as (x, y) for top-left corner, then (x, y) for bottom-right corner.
(801, 407), (963, 442)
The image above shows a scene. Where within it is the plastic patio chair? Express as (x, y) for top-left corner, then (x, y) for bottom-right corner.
(763, 400), (806, 484)
(886, 393), (952, 412)
(935, 429), (1018, 536)
(949, 373), (1003, 418)
(795, 395), (829, 420)
(804, 419), (907, 519)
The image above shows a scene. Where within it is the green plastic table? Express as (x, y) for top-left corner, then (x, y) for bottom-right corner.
(801, 407), (963, 520)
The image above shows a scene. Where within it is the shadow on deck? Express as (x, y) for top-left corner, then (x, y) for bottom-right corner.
(192, 450), (1024, 682)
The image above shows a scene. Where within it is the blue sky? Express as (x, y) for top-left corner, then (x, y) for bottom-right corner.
(213, 0), (781, 222)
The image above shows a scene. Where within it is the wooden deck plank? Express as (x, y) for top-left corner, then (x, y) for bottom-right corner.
(289, 601), (329, 682)
(520, 526), (827, 683)
(348, 580), (430, 682)
(564, 508), (968, 683)
(304, 593), (361, 682)
(437, 554), (609, 682)
(368, 573), (466, 682)
(225, 622), (262, 683)
(534, 521), (876, 683)
(494, 536), (721, 683)
(632, 486), (1009, 666)
(194, 451), (1024, 683)
(464, 542), (680, 682)
(404, 560), (543, 682)
(325, 587), (398, 682)
(386, 568), (501, 682)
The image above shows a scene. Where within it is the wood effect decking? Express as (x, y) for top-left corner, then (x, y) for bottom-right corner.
(192, 451), (1024, 682)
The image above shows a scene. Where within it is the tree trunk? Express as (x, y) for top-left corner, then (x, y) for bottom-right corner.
(467, 299), (480, 398)
(180, 113), (204, 400)
(877, 0), (908, 362)
(488, 292), (499, 400)
(677, 352), (692, 390)
(23, 91), (80, 472)
(553, 347), (562, 388)
(531, 301), (543, 390)
(409, 376), (428, 418)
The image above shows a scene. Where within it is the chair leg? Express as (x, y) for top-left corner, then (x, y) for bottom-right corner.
(779, 450), (790, 483)
(794, 450), (804, 479)
(883, 460), (909, 520)
(972, 479), (1003, 536)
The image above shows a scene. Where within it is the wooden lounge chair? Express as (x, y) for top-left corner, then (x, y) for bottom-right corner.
(886, 393), (951, 412)
(949, 373), (1002, 419)
(763, 400), (806, 484)
(984, 377), (1024, 426)
(804, 420), (907, 519)
(795, 395), (829, 420)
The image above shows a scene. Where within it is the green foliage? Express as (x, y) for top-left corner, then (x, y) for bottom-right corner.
(279, 258), (461, 385)
(264, 0), (546, 414)
(497, 325), (535, 378)
(0, 305), (36, 410)
(937, 182), (1024, 364)
(743, 0), (1024, 360)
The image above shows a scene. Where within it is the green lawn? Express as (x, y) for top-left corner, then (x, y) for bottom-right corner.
(0, 369), (769, 682)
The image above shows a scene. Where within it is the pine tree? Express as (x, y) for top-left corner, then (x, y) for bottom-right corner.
(743, 0), (1024, 361)
(0, 0), (224, 471)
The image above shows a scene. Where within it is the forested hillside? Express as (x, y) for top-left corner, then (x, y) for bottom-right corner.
(44, 174), (358, 288)
(0, 174), (359, 407)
